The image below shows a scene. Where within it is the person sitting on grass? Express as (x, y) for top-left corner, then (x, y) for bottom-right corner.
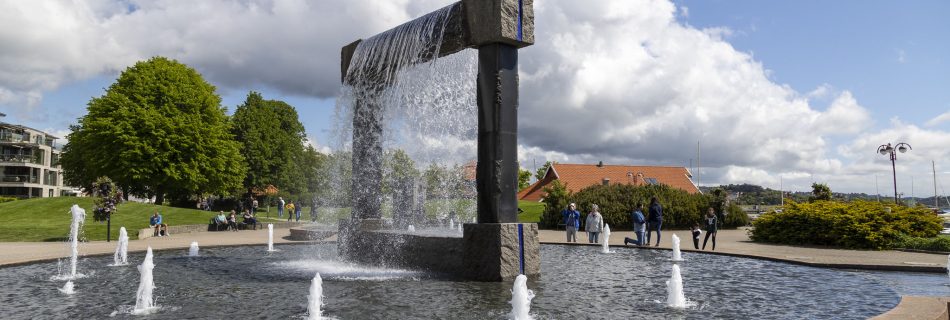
(149, 212), (168, 237)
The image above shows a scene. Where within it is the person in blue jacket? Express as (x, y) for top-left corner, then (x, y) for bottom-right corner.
(561, 203), (581, 242)
(624, 203), (646, 246)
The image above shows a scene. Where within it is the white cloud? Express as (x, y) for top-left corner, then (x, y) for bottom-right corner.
(0, 0), (453, 113)
(897, 49), (906, 63)
(3, 0), (948, 195)
(925, 110), (950, 127)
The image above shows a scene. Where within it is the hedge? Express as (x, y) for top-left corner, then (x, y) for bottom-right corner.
(749, 200), (942, 249)
(539, 183), (748, 230)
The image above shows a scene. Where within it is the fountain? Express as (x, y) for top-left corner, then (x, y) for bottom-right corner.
(508, 274), (534, 320)
(408, 225), (415, 233)
(308, 273), (324, 320)
(112, 227), (129, 266)
(336, 0), (540, 281)
(601, 224), (612, 253)
(268, 224), (275, 252)
(189, 241), (200, 257)
(666, 265), (689, 309)
(449, 218), (455, 231)
(59, 281), (76, 295)
(66, 204), (85, 279)
(458, 223), (463, 234)
(133, 247), (158, 315)
(671, 234), (684, 262)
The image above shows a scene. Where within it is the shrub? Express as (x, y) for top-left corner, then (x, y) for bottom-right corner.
(540, 183), (739, 230)
(893, 235), (950, 252)
(538, 180), (571, 229)
(749, 200), (942, 249)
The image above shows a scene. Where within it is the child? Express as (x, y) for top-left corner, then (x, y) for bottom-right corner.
(690, 223), (702, 250)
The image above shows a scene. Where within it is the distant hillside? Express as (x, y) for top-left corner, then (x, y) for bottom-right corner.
(0, 197), (216, 242)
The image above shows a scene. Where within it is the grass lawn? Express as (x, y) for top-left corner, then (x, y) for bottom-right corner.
(0, 197), (217, 242)
(518, 200), (544, 223)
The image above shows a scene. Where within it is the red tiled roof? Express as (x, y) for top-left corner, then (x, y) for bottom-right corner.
(516, 163), (699, 201)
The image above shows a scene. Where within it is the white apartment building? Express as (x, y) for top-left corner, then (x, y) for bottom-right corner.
(0, 122), (67, 198)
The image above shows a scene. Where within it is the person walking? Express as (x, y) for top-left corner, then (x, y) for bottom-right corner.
(624, 203), (646, 246)
(294, 201), (303, 222)
(285, 201), (295, 222)
(645, 197), (663, 247)
(310, 199), (319, 223)
(251, 197), (259, 215)
(585, 204), (604, 244)
(561, 203), (581, 242)
(277, 197), (286, 219)
(702, 207), (719, 250)
(691, 223), (702, 250)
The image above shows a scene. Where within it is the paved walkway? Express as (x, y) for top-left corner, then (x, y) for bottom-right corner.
(0, 227), (307, 267)
(539, 227), (949, 273)
(3, 225), (946, 273)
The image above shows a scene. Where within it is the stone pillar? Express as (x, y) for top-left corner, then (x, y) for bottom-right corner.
(351, 98), (382, 219)
(476, 43), (519, 224)
(463, 223), (540, 281)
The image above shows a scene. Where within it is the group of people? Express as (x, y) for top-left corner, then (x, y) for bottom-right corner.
(277, 197), (317, 222)
(562, 197), (722, 251)
(212, 209), (260, 231)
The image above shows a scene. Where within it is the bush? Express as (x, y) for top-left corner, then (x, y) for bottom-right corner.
(0, 197), (16, 204)
(893, 235), (950, 252)
(539, 183), (740, 230)
(750, 200), (942, 249)
(539, 180), (571, 229)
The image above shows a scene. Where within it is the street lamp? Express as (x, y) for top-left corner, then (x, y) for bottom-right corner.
(877, 142), (912, 204)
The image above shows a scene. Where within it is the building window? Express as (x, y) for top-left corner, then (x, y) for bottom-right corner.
(644, 178), (659, 185)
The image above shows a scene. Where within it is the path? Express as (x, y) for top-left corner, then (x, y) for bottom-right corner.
(539, 227), (949, 272)
(0, 227), (306, 267)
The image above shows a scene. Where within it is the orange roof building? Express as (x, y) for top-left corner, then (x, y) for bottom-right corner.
(517, 163), (700, 201)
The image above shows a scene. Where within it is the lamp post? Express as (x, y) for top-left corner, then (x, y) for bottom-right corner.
(877, 142), (912, 204)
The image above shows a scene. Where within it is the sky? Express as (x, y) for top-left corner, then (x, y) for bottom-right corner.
(0, 0), (948, 196)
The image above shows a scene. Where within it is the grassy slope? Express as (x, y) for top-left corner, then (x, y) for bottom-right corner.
(518, 200), (544, 223)
(0, 197), (216, 242)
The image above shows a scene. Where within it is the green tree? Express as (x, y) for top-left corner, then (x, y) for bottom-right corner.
(535, 161), (552, 181)
(61, 57), (246, 205)
(810, 183), (832, 202)
(383, 149), (419, 195)
(538, 180), (571, 228)
(231, 92), (307, 195)
(518, 168), (532, 191)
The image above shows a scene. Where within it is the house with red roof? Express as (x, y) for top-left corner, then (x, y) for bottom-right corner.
(517, 162), (700, 201)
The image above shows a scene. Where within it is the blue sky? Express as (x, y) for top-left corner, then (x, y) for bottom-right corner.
(3, 0), (949, 194)
(676, 0), (950, 129)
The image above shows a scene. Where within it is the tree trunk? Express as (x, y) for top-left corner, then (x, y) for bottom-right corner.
(154, 186), (165, 205)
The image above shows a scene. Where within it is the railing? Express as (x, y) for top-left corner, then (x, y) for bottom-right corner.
(0, 134), (30, 144)
(0, 154), (41, 164)
(0, 175), (39, 183)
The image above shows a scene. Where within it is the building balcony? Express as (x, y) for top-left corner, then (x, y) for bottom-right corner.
(0, 175), (39, 184)
(0, 155), (41, 165)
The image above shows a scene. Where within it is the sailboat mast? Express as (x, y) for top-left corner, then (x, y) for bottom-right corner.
(934, 161), (939, 208)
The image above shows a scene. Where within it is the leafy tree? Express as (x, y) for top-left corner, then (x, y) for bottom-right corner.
(810, 183), (832, 202)
(231, 92), (307, 196)
(298, 145), (328, 206)
(535, 161), (552, 181)
(538, 180), (571, 228)
(518, 168), (532, 191)
(61, 57), (246, 205)
(383, 149), (419, 195)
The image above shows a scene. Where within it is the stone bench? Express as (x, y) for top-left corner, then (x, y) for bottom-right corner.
(137, 221), (307, 240)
